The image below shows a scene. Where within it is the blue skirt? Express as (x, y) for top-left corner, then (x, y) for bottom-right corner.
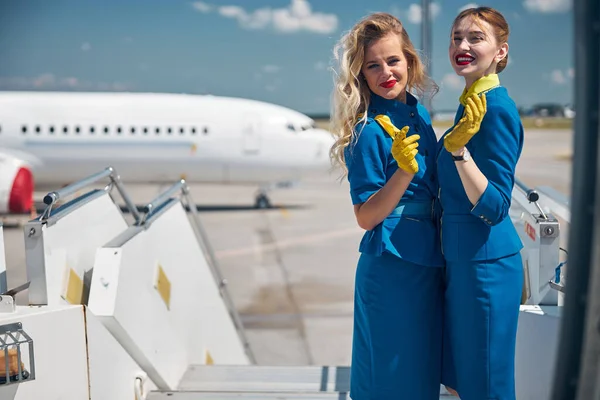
(442, 251), (523, 400)
(350, 252), (444, 400)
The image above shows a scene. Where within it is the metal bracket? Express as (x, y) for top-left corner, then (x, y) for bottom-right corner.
(536, 215), (560, 238)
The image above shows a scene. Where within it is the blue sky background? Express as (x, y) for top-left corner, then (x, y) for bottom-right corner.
(0, 0), (573, 115)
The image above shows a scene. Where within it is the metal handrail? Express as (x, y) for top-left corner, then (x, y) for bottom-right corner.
(515, 177), (548, 220)
(536, 186), (571, 223)
(40, 167), (141, 223)
(139, 180), (257, 364)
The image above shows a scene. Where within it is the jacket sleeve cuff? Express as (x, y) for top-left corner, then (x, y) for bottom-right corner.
(351, 189), (378, 205)
(470, 181), (504, 226)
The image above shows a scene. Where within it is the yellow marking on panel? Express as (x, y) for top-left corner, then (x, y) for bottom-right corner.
(280, 208), (289, 218)
(63, 268), (84, 305)
(154, 264), (171, 310)
(205, 350), (214, 365)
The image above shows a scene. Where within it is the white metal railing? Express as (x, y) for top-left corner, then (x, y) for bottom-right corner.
(511, 178), (569, 305)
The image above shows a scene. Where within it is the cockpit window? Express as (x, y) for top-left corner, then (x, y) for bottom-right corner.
(287, 121), (316, 132)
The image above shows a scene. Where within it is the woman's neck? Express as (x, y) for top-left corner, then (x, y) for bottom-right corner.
(395, 91), (407, 104)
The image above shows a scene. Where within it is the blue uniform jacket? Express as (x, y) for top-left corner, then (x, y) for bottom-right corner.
(436, 85), (524, 262)
(345, 92), (444, 268)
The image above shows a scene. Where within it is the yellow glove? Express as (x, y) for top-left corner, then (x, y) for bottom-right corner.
(444, 93), (487, 153)
(374, 115), (420, 174)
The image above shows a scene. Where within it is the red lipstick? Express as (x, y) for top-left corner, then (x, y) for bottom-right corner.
(380, 80), (396, 88)
(455, 54), (475, 66)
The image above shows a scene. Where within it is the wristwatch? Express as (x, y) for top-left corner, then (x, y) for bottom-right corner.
(451, 147), (471, 162)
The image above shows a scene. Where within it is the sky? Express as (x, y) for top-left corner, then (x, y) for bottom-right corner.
(0, 0), (574, 115)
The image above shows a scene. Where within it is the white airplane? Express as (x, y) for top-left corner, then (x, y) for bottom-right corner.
(0, 91), (335, 213)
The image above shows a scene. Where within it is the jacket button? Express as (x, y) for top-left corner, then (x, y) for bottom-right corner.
(410, 112), (415, 117)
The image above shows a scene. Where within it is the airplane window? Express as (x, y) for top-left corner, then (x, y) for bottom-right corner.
(179, 127), (184, 135)
(21, 125), (27, 134)
(75, 126), (81, 134)
(104, 126), (109, 134)
(155, 127), (160, 135)
(35, 125), (41, 134)
(130, 127), (136, 134)
(143, 127), (148, 135)
(117, 126), (122, 135)
(49, 126), (55, 134)
(167, 127), (172, 135)
(203, 127), (209, 135)
(63, 126), (68, 134)
(90, 126), (95, 134)
(191, 127), (196, 135)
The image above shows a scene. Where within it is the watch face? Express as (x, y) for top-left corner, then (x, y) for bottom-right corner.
(463, 148), (471, 161)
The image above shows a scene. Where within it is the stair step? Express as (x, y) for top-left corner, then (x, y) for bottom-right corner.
(147, 392), (456, 399)
(177, 365), (350, 393)
(148, 392), (349, 400)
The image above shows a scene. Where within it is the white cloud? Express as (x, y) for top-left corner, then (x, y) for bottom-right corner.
(544, 68), (574, 84)
(314, 61), (327, 71)
(442, 73), (463, 90)
(459, 3), (478, 12)
(407, 3), (441, 24)
(192, 1), (212, 13)
(523, 0), (571, 13)
(194, 0), (338, 34)
(550, 69), (567, 84)
(0, 73), (131, 91)
(81, 42), (91, 51)
(262, 65), (280, 73)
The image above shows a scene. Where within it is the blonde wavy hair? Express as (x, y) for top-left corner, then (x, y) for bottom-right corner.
(329, 12), (437, 174)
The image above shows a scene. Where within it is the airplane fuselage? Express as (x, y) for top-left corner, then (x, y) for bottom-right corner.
(0, 91), (334, 187)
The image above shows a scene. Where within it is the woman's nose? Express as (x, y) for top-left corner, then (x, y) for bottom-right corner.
(457, 38), (470, 51)
(381, 64), (392, 76)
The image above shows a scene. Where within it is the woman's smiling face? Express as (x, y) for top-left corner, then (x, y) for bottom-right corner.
(449, 15), (508, 87)
(361, 33), (409, 103)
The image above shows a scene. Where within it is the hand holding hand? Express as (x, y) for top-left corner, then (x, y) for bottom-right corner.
(374, 115), (420, 174)
(444, 93), (487, 153)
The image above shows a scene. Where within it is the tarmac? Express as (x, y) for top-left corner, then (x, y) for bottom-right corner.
(0, 127), (574, 366)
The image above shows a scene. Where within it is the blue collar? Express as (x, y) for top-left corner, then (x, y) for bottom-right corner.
(368, 92), (418, 119)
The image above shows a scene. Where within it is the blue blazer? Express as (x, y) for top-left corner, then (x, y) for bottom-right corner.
(436, 86), (524, 262)
(345, 92), (444, 268)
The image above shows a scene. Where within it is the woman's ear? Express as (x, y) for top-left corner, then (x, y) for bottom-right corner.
(496, 42), (509, 64)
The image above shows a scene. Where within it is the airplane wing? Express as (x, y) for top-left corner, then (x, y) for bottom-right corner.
(0, 147), (40, 214)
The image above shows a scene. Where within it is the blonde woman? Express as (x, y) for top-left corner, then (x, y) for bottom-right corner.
(330, 12), (444, 400)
